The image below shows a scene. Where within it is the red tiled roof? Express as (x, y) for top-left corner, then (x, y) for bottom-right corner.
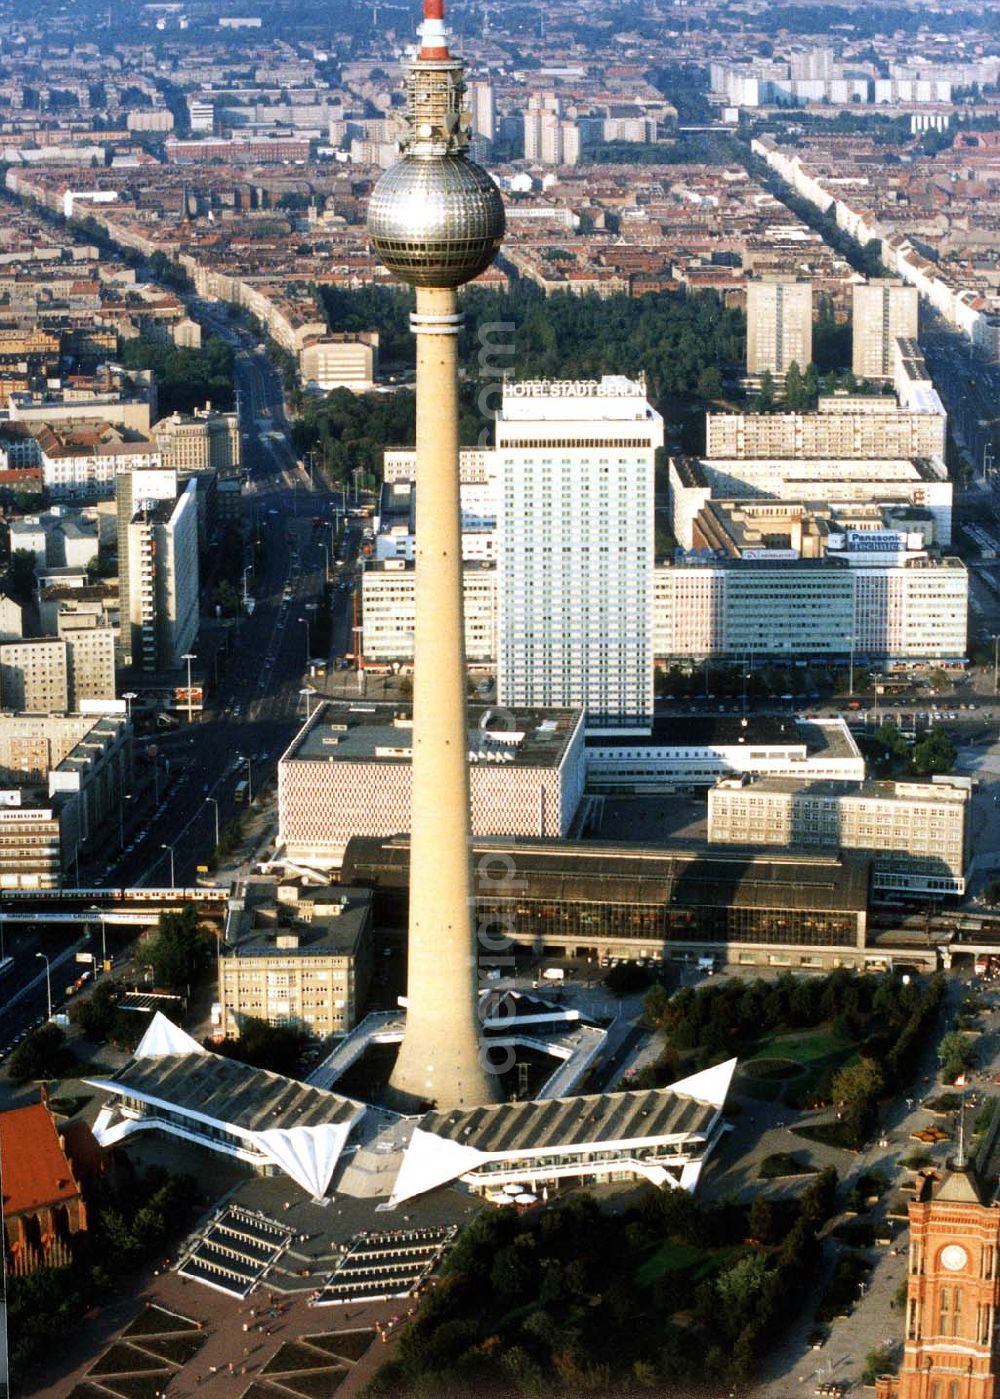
(0, 1101), (80, 1217)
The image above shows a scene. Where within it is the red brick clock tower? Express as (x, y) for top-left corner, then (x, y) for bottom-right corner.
(878, 1156), (1000, 1399)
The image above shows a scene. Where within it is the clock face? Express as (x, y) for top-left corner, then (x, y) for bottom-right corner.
(941, 1244), (968, 1272)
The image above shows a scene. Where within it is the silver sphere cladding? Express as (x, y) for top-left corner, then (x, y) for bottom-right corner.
(367, 156), (505, 288)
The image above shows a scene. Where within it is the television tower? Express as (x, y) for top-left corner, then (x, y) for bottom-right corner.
(367, 0), (505, 1111)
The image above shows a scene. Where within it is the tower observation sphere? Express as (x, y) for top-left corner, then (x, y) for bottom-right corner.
(367, 156), (505, 289)
(366, 0), (504, 291)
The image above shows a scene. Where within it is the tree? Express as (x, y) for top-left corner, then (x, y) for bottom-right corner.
(7, 547), (37, 603)
(748, 1195), (775, 1244)
(802, 362), (820, 408)
(213, 579), (240, 616)
(783, 360), (805, 410)
(938, 1030), (976, 1083)
(832, 1057), (884, 1108)
(863, 1343), (898, 1384)
(697, 364), (723, 400)
(757, 370), (775, 411)
(7, 1024), (76, 1084)
(143, 906), (210, 994)
(71, 978), (143, 1051)
(714, 1253), (769, 1335)
(912, 726), (956, 777)
(118, 333), (234, 415)
(212, 1016), (310, 1076)
(983, 879), (1000, 907)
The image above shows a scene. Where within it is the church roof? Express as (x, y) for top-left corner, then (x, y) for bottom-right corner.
(936, 1163), (986, 1205)
(0, 1100), (81, 1218)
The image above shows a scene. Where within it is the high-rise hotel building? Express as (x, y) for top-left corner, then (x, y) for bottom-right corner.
(495, 376), (662, 730)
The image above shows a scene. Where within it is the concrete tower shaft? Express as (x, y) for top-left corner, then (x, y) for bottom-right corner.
(385, 284), (499, 1111)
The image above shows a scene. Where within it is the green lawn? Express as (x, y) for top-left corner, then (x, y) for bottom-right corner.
(636, 1241), (746, 1288)
(740, 1026), (858, 1103)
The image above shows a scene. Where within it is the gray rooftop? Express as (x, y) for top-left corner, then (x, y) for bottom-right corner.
(717, 775), (969, 803)
(342, 833), (871, 913)
(284, 701), (582, 770)
(109, 1052), (362, 1130)
(420, 1084), (718, 1154)
(227, 884), (373, 958)
(587, 716), (859, 763)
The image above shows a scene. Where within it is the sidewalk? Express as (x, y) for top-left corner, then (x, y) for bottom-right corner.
(746, 976), (974, 1395)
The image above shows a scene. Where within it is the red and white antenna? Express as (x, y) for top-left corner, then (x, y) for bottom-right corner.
(417, 0), (450, 60)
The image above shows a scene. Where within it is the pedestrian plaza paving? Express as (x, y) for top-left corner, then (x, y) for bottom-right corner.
(67, 1304), (207, 1398)
(177, 1203), (294, 1298)
(313, 1225), (456, 1306)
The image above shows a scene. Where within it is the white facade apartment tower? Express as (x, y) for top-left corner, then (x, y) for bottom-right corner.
(852, 279), (919, 380)
(746, 279), (813, 377)
(496, 376), (662, 730)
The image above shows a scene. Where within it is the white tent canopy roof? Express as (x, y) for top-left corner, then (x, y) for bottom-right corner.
(388, 1058), (739, 1206)
(88, 1014), (366, 1199)
(135, 1010), (206, 1058)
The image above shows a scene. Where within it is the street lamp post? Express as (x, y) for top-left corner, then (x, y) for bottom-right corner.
(242, 565), (253, 604)
(35, 951), (52, 1021)
(122, 690), (137, 722)
(993, 635), (999, 696)
(352, 466), (362, 504)
(299, 616), (311, 666)
(300, 686), (318, 720)
(848, 635), (855, 699)
(182, 652), (196, 725)
(206, 796), (219, 847)
(162, 841), (176, 889)
(320, 544), (329, 583)
(118, 787), (132, 850)
(244, 756), (253, 804)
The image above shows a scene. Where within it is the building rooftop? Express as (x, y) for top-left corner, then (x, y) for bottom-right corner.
(284, 701), (583, 770)
(226, 882), (372, 958)
(715, 774), (971, 803)
(587, 714), (855, 757)
(420, 1074), (725, 1154)
(104, 1050), (360, 1131)
(0, 1099), (81, 1217)
(342, 833), (871, 914)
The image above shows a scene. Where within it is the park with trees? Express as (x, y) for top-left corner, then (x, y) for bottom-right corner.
(117, 331), (235, 416)
(644, 968), (946, 1149)
(363, 1170), (840, 1394)
(299, 280), (748, 488)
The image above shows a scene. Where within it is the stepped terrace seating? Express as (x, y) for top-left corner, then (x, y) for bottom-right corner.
(314, 1226), (456, 1306)
(176, 1205), (293, 1298)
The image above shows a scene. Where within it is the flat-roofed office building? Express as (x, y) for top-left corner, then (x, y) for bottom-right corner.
(219, 882), (374, 1039)
(653, 555), (968, 662)
(361, 561), (496, 663)
(277, 700), (586, 867)
(585, 715), (866, 793)
(708, 774), (970, 896)
(705, 400), (944, 461)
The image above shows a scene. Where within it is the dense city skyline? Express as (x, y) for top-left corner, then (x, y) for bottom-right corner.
(0, 0), (999, 1394)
